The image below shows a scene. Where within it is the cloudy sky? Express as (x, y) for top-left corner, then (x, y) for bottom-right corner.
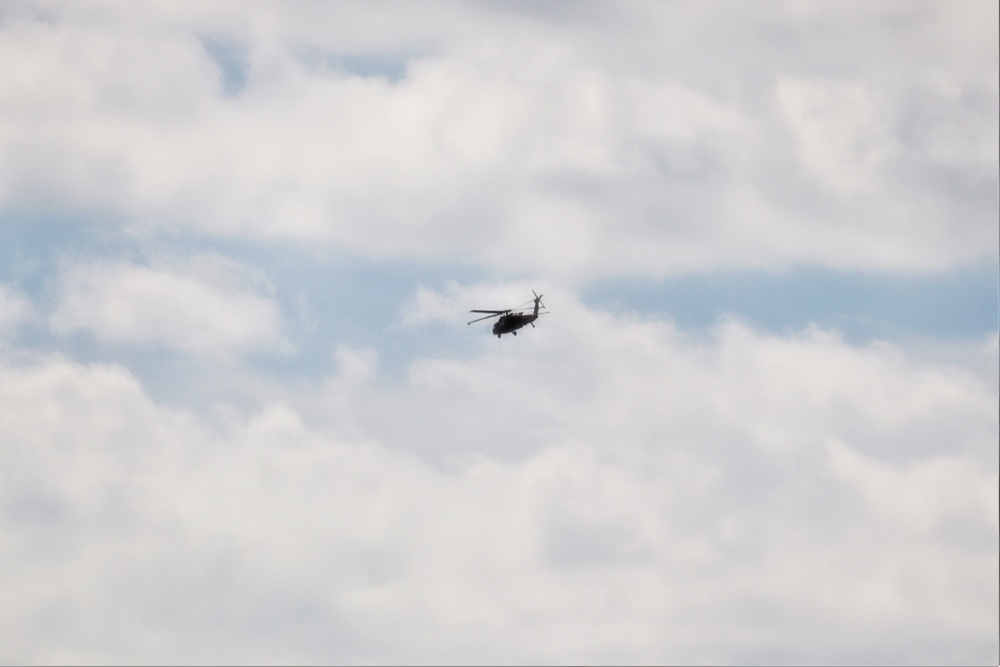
(1, 1), (997, 664)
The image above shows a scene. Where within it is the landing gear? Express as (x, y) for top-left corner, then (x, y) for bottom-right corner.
(512, 331), (517, 336)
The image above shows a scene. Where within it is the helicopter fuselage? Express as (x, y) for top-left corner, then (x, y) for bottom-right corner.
(492, 312), (537, 337)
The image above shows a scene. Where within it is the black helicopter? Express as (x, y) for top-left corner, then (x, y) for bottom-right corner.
(468, 291), (548, 338)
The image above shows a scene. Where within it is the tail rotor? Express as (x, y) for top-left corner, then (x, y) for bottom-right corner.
(531, 290), (548, 320)
(532, 290), (546, 311)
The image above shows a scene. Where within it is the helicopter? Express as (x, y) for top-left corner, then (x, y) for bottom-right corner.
(468, 291), (548, 338)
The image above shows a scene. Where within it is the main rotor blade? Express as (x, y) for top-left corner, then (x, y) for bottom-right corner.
(468, 312), (503, 325)
(469, 309), (507, 314)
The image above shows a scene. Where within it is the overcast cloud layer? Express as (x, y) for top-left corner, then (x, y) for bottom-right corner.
(0, 2), (997, 665)
(1, 0), (997, 277)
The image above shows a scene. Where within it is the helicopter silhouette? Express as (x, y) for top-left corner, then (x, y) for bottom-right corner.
(468, 291), (548, 338)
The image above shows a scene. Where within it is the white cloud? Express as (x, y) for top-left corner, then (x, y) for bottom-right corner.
(5, 286), (995, 663)
(827, 437), (998, 535)
(51, 255), (289, 357)
(0, 3), (995, 278)
(777, 78), (891, 196)
(0, 284), (30, 335)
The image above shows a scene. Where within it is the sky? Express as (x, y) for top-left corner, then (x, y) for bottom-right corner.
(0, 1), (997, 664)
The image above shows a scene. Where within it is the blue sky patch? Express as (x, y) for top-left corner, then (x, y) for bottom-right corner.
(583, 263), (1000, 342)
